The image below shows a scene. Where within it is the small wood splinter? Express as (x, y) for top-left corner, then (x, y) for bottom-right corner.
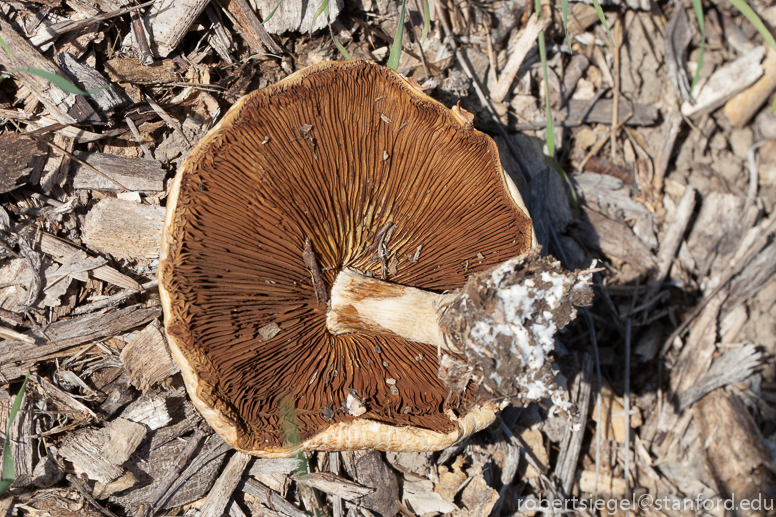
(303, 238), (328, 305)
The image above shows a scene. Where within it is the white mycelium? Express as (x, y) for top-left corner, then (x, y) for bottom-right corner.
(461, 257), (594, 414)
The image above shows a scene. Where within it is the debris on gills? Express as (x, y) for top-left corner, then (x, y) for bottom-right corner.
(438, 248), (595, 427)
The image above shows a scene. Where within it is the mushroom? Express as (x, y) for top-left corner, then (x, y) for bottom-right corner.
(159, 60), (582, 458)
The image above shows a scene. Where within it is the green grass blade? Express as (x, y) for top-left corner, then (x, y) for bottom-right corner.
(730, 0), (776, 50)
(262, 0), (284, 25)
(311, 0), (329, 34)
(690, 0), (705, 95)
(0, 36), (14, 59)
(328, 10), (351, 59)
(8, 67), (107, 96)
(0, 372), (29, 496)
(727, 0), (776, 110)
(538, 30), (555, 157)
(561, 0), (572, 49)
(387, 0), (408, 70)
(590, 0), (614, 45)
(421, 0), (430, 44)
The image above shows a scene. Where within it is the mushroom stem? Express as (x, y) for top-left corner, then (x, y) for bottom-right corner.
(328, 251), (596, 419)
(327, 269), (458, 352)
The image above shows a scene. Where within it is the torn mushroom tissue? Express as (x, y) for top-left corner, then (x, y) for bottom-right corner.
(446, 254), (595, 425)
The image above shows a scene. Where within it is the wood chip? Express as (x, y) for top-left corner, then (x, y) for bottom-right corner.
(724, 47), (776, 128)
(295, 472), (373, 501)
(252, 0), (341, 34)
(37, 232), (140, 290)
(104, 57), (180, 84)
(577, 207), (657, 282)
(199, 452), (252, 517)
(0, 14), (99, 125)
(82, 197), (165, 260)
(71, 151), (165, 192)
(57, 53), (125, 114)
(354, 451), (399, 517)
(139, 0), (212, 58)
(120, 320), (179, 392)
(0, 305), (161, 382)
(103, 418), (148, 466)
(460, 474), (499, 516)
(59, 427), (124, 484)
(120, 393), (173, 430)
(682, 46), (765, 117)
(403, 477), (458, 514)
(491, 13), (546, 103)
(0, 133), (46, 194)
(694, 389), (776, 504)
(218, 0), (283, 54)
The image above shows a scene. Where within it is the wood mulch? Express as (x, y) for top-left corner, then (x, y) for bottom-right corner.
(0, 0), (775, 515)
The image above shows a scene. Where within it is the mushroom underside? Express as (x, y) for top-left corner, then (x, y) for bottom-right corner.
(161, 61), (533, 454)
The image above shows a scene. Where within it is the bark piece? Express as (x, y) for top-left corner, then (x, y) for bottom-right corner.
(104, 57), (180, 84)
(240, 477), (308, 517)
(460, 474), (499, 517)
(37, 232), (140, 290)
(140, 0), (211, 57)
(29, 1), (153, 47)
(295, 472), (373, 501)
(575, 173), (656, 249)
(73, 279), (157, 316)
(723, 241), (776, 316)
(31, 454), (64, 488)
(0, 133), (47, 193)
(82, 197), (165, 260)
(121, 320), (179, 392)
(724, 47), (776, 128)
(71, 151), (165, 192)
(403, 478), (458, 515)
(248, 458), (305, 476)
(253, 0), (342, 34)
(645, 186), (696, 300)
(199, 452), (252, 517)
(0, 305), (161, 382)
(159, 434), (230, 510)
(100, 370), (135, 418)
(491, 13), (545, 103)
(120, 392), (174, 431)
(578, 207), (657, 281)
(57, 53), (125, 114)
(653, 110), (683, 192)
(354, 451), (400, 517)
(15, 250), (107, 308)
(34, 374), (98, 422)
(514, 98), (659, 129)
(59, 427), (124, 484)
(554, 354), (593, 494)
(118, 428), (223, 514)
(682, 46), (765, 117)
(0, 14), (99, 125)
(103, 418), (148, 465)
(39, 133), (74, 195)
(681, 192), (760, 279)
(646, 293), (723, 453)
(695, 389), (776, 512)
(678, 344), (761, 409)
(665, 0), (693, 102)
(7, 394), (34, 487)
(218, 0), (283, 54)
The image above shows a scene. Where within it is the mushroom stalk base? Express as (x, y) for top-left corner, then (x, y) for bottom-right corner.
(327, 269), (458, 352)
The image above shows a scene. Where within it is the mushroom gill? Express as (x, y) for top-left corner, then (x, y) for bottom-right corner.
(160, 60), (532, 455)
